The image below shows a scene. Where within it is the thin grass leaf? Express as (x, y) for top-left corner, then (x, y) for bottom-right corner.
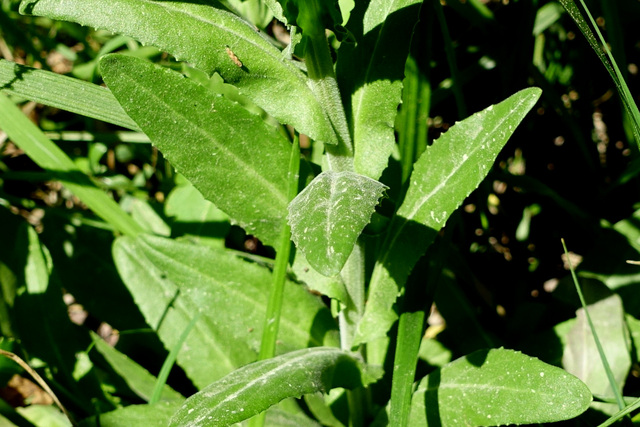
(561, 239), (626, 411)
(597, 397), (640, 427)
(0, 92), (143, 237)
(89, 332), (184, 403)
(150, 313), (201, 405)
(558, 0), (640, 145)
(0, 59), (139, 131)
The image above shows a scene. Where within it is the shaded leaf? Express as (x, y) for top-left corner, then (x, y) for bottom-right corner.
(113, 234), (338, 389)
(355, 88), (541, 346)
(78, 401), (181, 427)
(409, 348), (592, 426)
(20, 0), (337, 145)
(337, 0), (422, 180)
(562, 293), (631, 398)
(101, 55), (290, 246)
(90, 332), (184, 403)
(169, 347), (377, 427)
(288, 171), (387, 276)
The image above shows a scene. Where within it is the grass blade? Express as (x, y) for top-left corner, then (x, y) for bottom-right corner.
(558, 0), (640, 145)
(0, 59), (139, 130)
(150, 313), (201, 405)
(0, 93), (143, 237)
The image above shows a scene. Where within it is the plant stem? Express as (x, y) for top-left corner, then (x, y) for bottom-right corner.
(339, 239), (365, 351)
(249, 138), (300, 427)
(304, 33), (354, 172)
(258, 137), (300, 360)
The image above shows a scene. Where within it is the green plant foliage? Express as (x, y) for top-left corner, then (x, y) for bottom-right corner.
(562, 293), (631, 404)
(288, 171), (387, 276)
(408, 348), (593, 426)
(113, 234), (338, 388)
(101, 54), (291, 247)
(89, 332), (184, 403)
(7, 0), (633, 423)
(0, 59), (139, 130)
(169, 347), (378, 427)
(355, 88), (542, 346)
(19, 0), (338, 146)
(337, 0), (423, 180)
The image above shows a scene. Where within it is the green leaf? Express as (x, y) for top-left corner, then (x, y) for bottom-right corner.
(408, 348), (592, 426)
(89, 332), (184, 403)
(78, 402), (182, 427)
(0, 59), (139, 130)
(355, 87), (541, 346)
(112, 234), (339, 389)
(169, 347), (374, 427)
(562, 293), (631, 399)
(100, 54), (290, 246)
(164, 176), (230, 248)
(288, 171), (387, 276)
(277, 0), (342, 37)
(0, 92), (143, 237)
(20, 0), (338, 145)
(337, 0), (422, 180)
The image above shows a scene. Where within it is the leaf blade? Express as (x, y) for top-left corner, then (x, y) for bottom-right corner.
(112, 234), (339, 388)
(409, 348), (592, 426)
(337, 0), (423, 180)
(355, 88), (542, 346)
(288, 171), (387, 276)
(169, 347), (371, 427)
(101, 54), (290, 246)
(20, 0), (337, 145)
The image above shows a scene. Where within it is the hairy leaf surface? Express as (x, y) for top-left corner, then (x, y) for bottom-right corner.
(113, 234), (338, 389)
(170, 347), (375, 427)
(355, 88), (542, 345)
(288, 171), (387, 276)
(409, 348), (592, 426)
(101, 55), (290, 246)
(19, 0), (337, 145)
(337, 0), (422, 180)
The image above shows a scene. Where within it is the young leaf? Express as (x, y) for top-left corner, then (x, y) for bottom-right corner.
(355, 87), (542, 346)
(337, 0), (423, 180)
(408, 348), (592, 426)
(169, 347), (376, 427)
(19, 0), (338, 145)
(288, 171), (387, 276)
(277, 0), (342, 37)
(113, 234), (339, 389)
(100, 54), (290, 247)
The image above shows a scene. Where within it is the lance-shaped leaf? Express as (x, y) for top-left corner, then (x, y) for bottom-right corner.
(288, 171), (387, 277)
(169, 347), (379, 427)
(101, 54), (290, 246)
(337, 0), (423, 180)
(113, 234), (339, 389)
(0, 59), (139, 130)
(354, 88), (542, 346)
(408, 348), (592, 426)
(19, 0), (337, 145)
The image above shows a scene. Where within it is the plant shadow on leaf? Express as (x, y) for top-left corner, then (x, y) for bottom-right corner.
(422, 351), (491, 427)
